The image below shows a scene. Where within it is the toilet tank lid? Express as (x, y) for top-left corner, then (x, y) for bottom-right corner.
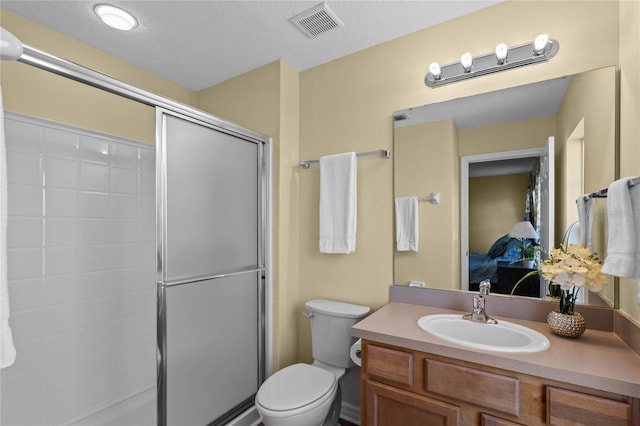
(305, 299), (370, 319)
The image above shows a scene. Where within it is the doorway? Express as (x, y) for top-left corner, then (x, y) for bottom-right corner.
(460, 141), (554, 294)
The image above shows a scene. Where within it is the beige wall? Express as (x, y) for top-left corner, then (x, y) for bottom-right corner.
(469, 174), (529, 253)
(394, 120), (459, 289)
(297, 0), (621, 363)
(458, 116), (556, 157)
(197, 61), (301, 371)
(618, 0), (640, 324)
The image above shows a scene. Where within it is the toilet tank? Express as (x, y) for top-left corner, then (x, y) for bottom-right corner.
(304, 299), (370, 368)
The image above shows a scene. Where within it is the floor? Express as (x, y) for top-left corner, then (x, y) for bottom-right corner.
(259, 421), (357, 426)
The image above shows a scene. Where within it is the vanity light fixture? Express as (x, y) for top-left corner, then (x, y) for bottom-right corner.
(425, 34), (559, 88)
(94, 4), (138, 31)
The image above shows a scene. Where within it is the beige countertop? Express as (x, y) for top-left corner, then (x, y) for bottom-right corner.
(352, 302), (640, 398)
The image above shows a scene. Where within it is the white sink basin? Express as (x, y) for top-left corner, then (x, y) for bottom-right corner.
(417, 314), (550, 353)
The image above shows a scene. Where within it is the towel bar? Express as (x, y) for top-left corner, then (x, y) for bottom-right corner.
(299, 149), (391, 168)
(583, 177), (640, 200)
(418, 192), (440, 204)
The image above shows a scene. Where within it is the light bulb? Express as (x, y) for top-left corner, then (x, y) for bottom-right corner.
(429, 62), (442, 79)
(460, 52), (473, 72)
(495, 43), (508, 64)
(94, 4), (138, 31)
(534, 34), (549, 55)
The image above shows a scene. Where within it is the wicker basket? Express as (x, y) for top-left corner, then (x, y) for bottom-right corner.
(546, 311), (586, 338)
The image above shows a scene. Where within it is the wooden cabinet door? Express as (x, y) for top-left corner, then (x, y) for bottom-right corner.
(365, 380), (460, 426)
(546, 387), (632, 426)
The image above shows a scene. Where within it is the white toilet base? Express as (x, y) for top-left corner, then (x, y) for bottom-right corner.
(321, 383), (342, 426)
(257, 383), (342, 426)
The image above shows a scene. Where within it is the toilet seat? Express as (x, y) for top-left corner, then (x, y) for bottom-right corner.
(256, 363), (337, 414)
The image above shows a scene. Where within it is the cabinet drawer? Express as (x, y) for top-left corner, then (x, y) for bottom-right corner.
(547, 386), (631, 426)
(366, 344), (414, 386)
(425, 359), (519, 416)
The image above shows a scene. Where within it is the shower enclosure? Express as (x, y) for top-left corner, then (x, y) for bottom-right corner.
(1, 41), (270, 426)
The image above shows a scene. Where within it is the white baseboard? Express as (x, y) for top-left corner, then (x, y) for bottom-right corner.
(340, 402), (361, 425)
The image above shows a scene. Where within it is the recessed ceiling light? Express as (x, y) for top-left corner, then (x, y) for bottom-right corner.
(94, 4), (138, 31)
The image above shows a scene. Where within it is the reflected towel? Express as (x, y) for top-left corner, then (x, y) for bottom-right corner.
(602, 177), (640, 279)
(576, 196), (594, 248)
(633, 183), (640, 279)
(0, 88), (16, 368)
(319, 152), (357, 254)
(395, 197), (419, 251)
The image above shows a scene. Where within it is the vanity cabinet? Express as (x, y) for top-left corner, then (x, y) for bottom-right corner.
(360, 341), (638, 426)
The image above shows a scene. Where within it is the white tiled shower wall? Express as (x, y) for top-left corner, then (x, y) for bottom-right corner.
(1, 115), (156, 426)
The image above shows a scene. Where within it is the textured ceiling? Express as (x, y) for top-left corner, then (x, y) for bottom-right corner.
(2, 0), (499, 91)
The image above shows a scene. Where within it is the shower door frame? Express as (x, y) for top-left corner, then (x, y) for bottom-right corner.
(155, 108), (269, 425)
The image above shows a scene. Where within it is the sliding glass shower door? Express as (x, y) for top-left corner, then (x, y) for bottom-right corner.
(156, 110), (267, 426)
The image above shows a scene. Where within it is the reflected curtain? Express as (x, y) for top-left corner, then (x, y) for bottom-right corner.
(524, 158), (541, 234)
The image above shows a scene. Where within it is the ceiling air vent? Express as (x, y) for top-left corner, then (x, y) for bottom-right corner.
(290, 3), (344, 38)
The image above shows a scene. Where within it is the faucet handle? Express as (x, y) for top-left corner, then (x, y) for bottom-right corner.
(479, 280), (491, 295)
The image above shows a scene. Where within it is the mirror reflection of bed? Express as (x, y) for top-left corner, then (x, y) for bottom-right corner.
(468, 235), (537, 295)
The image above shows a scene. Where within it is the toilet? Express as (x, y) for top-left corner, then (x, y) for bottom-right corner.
(255, 299), (370, 426)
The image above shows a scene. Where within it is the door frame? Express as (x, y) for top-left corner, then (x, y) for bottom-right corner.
(460, 147), (546, 291)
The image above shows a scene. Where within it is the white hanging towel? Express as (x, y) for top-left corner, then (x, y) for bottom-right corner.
(576, 195), (594, 249)
(602, 177), (640, 279)
(319, 152), (357, 254)
(395, 196), (419, 251)
(0, 87), (16, 368)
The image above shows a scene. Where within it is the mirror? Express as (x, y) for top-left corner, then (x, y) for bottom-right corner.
(393, 66), (617, 307)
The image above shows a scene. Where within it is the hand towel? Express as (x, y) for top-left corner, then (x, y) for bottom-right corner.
(576, 195), (594, 248)
(319, 152), (357, 254)
(0, 87), (16, 368)
(395, 196), (419, 251)
(602, 177), (640, 278)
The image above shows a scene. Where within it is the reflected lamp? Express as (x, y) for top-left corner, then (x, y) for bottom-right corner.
(508, 221), (539, 260)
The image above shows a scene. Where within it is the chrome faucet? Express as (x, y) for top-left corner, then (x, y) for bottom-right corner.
(462, 280), (498, 324)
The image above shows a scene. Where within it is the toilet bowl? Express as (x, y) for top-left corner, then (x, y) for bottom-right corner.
(255, 299), (370, 426)
(255, 363), (339, 426)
